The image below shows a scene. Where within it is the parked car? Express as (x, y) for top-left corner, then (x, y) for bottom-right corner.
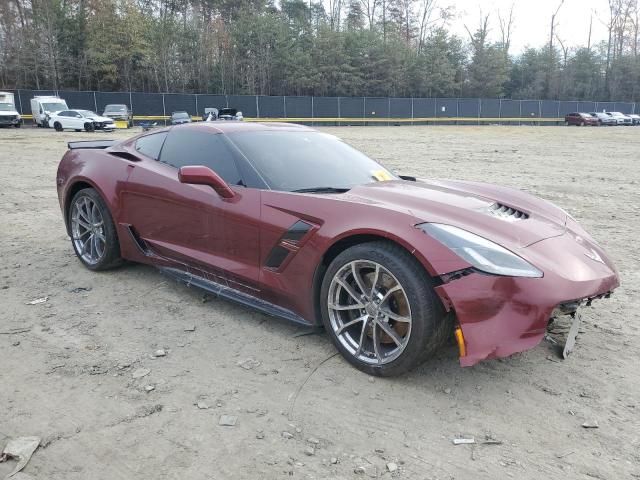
(48, 109), (115, 132)
(0, 91), (21, 128)
(202, 108), (219, 121)
(218, 107), (243, 121)
(606, 111), (632, 125)
(102, 104), (133, 127)
(589, 112), (617, 126)
(55, 122), (619, 376)
(627, 113), (640, 125)
(565, 112), (599, 126)
(30, 96), (69, 127)
(170, 111), (192, 125)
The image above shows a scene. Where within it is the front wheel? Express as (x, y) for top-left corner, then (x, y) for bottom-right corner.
(84, 122), (95, 132)
(320, 241), (450, 376)
(14, 123), (21, 128)
(68, 188), (122, 271)
(54, 122), (63, 132)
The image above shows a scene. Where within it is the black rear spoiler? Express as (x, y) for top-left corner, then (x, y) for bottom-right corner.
(68, 140), (118, 150)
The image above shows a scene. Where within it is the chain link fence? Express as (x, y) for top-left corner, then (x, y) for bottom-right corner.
(6, 88), (638, 125)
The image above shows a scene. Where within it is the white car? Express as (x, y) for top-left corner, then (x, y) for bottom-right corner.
(605, 111), (633, 125)
(48, 109), (115, 132)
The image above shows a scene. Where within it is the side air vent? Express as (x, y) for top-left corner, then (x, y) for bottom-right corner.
(282, 220), (312, 243)
(488, 203), (529, 221)
(265, 245), (290, 269)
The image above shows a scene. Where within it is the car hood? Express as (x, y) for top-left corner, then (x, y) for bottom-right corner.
(343, 179), (568, 248)
(0, 109), (19, 116)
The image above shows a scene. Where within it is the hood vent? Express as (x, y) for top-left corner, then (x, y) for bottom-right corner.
(488, 203), (529, 221)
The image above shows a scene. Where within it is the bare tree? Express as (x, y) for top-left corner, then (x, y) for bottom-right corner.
(358, 0), (379, 31)
(328, 0), (343, 31)
(549, 0), (565, 58)
(417, 0), (453, 53)
(497, 1), (515, 53)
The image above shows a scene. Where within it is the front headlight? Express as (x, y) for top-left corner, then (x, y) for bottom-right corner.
(417, 223), (543, 278)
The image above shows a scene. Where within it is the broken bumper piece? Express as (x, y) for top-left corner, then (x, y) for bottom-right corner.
(434, 231), (620, 367)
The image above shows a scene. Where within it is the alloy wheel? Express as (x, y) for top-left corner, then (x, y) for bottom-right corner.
(71, 196), (106, 265)
(327, 260), (412, 365)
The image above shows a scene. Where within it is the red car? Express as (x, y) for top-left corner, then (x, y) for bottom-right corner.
(565, 112), (600, 126)
(56, 123), (619, 376)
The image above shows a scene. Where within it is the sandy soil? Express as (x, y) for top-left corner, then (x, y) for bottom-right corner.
(1, 125), (639, 480)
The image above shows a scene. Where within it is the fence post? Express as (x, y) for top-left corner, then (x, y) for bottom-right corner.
(93, 91), (97, 112)
(194, 94), (198, 117)
(499, 98), (502, 125)
(411, 97), (414, 125)
(519, 100), (522, 126)
(255, 96), (259, 118)
(283, 96), (287, 118)
(538, 100), (542, 127)
(477, 98), (481, 126)
(311, 96), (314, 127)
(17, 89), (23, 116)
(162, 94), (166, 126)
(337, 96), (341, 126)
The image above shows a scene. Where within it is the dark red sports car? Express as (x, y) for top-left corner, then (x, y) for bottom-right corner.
(56, 123), (620, 376)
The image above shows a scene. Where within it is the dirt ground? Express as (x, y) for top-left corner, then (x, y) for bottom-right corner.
(1, 125), (639, 480)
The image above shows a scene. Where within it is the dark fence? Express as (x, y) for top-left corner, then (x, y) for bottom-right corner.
(6, 88), (638, 125)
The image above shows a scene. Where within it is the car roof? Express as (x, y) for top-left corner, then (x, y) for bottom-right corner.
(173, 121), (314, 134)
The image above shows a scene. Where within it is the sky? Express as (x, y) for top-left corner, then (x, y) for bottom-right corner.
(448, 0), (609, 53)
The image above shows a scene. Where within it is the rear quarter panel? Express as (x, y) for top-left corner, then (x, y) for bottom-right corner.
(56, 148), (133, 236)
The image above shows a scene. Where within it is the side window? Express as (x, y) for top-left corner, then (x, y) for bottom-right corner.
(58, 111), (70, 117)
(135, 132), (167, 160)
(159, 129), (242, 185)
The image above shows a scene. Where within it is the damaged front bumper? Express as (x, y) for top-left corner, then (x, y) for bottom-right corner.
(434, 231), (620, 367)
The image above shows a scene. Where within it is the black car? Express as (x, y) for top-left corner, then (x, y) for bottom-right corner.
(102, 104), (133, 128)
(170, 111), (192, 125)
(218, 108), (244, 121)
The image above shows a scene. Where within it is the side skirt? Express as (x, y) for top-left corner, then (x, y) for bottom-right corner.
(159, 267), (311, 327)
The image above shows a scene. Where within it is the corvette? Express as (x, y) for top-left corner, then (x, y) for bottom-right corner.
(56, 123), (620, 376)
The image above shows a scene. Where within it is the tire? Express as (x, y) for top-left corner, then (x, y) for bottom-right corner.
(320, 241), (450, 376)
(75, 129), (81, 132)
(84, 122), (95, 132)
(14, 123), (21, 128)
(54, 121), (63, 132)
(68, 188), (122, 271)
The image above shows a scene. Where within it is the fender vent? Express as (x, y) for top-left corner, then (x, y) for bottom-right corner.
(488, 203), (529, 221)
(265, 246), (290, 269)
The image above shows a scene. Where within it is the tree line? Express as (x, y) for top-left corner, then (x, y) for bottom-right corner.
(1, 0), (639, 102)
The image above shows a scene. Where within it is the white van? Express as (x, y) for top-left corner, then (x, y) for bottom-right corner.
(0, 91), (21, 128)
(30, 96), (69, 127)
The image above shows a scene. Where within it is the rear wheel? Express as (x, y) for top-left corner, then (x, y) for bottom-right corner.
(320, 241), (450, 376)
(54, 122), (63, 132)
(68, 188), (122, 271)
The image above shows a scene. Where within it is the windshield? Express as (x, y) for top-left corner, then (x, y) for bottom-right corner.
(77, 110), (97, 117)
(173, 112), (189, 119)
(43, 102), (66, 112)
(227, 131), (396, 192)
(0, 103), (14, 111)
(105, 105), (126, 112)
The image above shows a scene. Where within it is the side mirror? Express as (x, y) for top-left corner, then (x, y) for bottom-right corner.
(178, 165), (236, 199)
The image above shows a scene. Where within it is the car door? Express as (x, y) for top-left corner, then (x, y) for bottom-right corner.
(121, 126), (262, 294)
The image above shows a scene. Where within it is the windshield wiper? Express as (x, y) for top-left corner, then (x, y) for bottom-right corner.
(292, 187), (351, 194)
